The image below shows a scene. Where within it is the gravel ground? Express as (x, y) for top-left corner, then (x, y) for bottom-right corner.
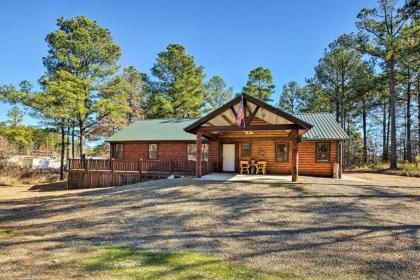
(0, 173), (419, 279)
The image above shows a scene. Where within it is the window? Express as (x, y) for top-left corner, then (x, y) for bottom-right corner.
(148, 143), (158, 160)
(241, 143), (252, 157)
(316, 142), (330, 162)
(276, 143), (288, 162)
(187, 143), (209, 161)
(113, 144), (124, 159)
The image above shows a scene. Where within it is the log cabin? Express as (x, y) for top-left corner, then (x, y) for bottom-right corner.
(107, 93), (348, 182)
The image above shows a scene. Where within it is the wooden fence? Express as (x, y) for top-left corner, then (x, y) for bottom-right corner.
(67, 159), (218, 189)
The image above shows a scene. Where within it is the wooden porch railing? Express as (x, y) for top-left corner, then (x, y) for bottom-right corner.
(68, 158), (218, 175)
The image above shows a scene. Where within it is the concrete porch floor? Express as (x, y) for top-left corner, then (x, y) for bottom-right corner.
(198, 172), (365, 183)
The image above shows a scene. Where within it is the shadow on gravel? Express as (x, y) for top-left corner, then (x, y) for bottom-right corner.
(1, 178), (419, 279)
(29, 181), (68, 192)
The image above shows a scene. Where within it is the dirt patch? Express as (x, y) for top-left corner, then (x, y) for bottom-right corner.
(0, 174), (419, 279)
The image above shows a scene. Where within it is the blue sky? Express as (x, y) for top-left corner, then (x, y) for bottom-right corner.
(0, 0), (376, 125)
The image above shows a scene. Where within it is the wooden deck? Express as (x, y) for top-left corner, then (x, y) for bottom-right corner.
(67, 159), (218, 189)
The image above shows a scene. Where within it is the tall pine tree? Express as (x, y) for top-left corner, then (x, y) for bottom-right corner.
(356, 0), (415, 169)
(43, 16), (126, 156)
(147, 44), (205, 118)
(202, 75), (233, 113)
(242, 66), (275, 102)
(314, 34), (361, 127)
(122, 66), (149, 122)
(278, 81), (303, 113)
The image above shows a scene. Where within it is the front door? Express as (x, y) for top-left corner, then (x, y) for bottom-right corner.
(222, 144), (235, 172)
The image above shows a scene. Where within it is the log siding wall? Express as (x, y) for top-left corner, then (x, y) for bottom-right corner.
(220, 140), (337, 176)
(111, 140), (338, 176)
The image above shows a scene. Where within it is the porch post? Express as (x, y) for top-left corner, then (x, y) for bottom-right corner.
(196, 130), (202, 178)
(291, 129), (299, 182)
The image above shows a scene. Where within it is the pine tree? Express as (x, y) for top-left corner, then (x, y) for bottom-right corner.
(242, 66), (275, 102)
(122, 66), (148, 122)
(43, 16), (126, 156)
(299, 79), (332, 113)
(278, 81), (303, 113)
(356, 0), (416, 169)
(202, 76), (233, 113)
(6, 106), (23, 127)
(148, 44), (205, 118)
(314, 34), (361, 127)
(398, 19), (419, 162)
(351, 62), (378, 164)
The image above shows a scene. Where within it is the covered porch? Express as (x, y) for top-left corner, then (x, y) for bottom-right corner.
(184, 94), (313, 182)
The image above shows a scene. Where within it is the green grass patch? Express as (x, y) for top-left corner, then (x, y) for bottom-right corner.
(61, 245), (294, 279)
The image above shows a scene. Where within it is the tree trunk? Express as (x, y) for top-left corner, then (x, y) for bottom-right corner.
(406, 77), (412, 162)
(362, 98), (367, 164)
(417, 76), (420, 158)
(79, 121), (84, 159)
(335, 92), (340, 123)
(403, 110), (407, 162)
(389, 58), (397, 170)
(71, 124), (75, 158)
(346, 116), (351, 166)
(66, 125), (70, 160)
(382, 101), (388, 161)
(382, 103), (386, 161)
(387, 98), (391, 154)
(60, 123), (65, 180)
(340, 75), (345, 129)
(342, 106), (346, 130)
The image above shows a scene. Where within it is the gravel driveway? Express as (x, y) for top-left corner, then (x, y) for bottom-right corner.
(0, 173), (419, 279)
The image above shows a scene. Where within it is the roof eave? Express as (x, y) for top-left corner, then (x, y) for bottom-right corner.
(184, 93), (313, 133)
(184, 95), (243, 133)
(301, 137), (349, 141)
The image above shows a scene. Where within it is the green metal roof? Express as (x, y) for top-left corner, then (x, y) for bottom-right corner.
(106, 118), (199, 142)
(107, 113), (348, 142)
(294, 113), (349, 140)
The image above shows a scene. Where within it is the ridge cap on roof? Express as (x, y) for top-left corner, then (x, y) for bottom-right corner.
(133, 117), (200, 122)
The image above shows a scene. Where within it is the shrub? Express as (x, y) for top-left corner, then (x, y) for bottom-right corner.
(0, 165), (63, 186)
(0, 136), (14, 169)
(402, 161), (417, 176)
(366, 163), (388, 170)
(0, 176), (18, 186)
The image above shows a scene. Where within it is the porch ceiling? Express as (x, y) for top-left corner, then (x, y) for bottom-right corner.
(217, 129), (290, 139)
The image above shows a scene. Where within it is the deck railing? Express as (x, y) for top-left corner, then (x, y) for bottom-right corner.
(68, 158), (218, 175)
